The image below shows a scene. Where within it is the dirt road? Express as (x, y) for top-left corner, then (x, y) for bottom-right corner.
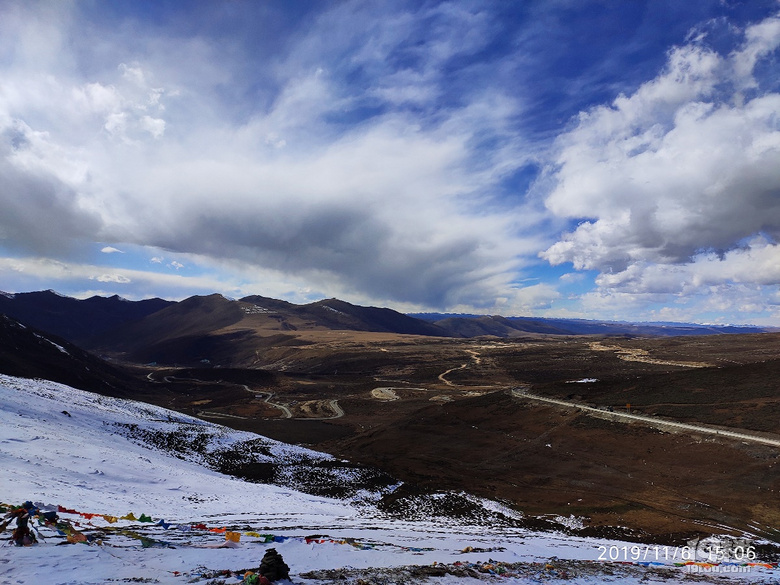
(437, 349), (483, 386)
(588, 342), (714, 368)
(437, 363), (467, 386)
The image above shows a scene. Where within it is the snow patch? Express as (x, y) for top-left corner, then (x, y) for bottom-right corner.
(32, 333), (70, 355)
(551, 514), (586, 531)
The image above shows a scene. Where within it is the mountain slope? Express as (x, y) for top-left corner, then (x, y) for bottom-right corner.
(412, 313), (766, 337)
(0, 290), (173, 344)
(433, 315), (571, 337)
(90, 293), (247, 357)
(0, 314), (149, 398)
(333, 387), (780, 543)
(85, 294), (456, 366)
(293, 298), (453, 336)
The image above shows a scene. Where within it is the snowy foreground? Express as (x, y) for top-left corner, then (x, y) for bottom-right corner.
(1, 374), (778, 584)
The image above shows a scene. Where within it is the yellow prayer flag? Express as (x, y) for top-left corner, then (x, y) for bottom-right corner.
(67, 532), (88, 543)
(225, 531), (241, 543)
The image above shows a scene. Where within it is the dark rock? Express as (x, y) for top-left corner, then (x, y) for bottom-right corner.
(258, 548), (290, 582)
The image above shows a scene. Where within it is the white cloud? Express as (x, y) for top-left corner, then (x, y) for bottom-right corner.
(541, 14), (780, 320)
(506, 283), (562, 312)
(559, 272), (585, 284)
(140, 115), (165, 139)
(119, 63), (147, 87)
(94, 273), (131, 284)
(594, 237), (780, 294)
(732, 15), (780, 84)
(0, 256), (275, 301)
(100, 246), (124, 254)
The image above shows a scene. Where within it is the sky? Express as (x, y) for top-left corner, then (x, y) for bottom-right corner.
(1, 1), (780, 325)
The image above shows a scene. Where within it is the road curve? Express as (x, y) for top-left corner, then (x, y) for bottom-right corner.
(437, 349), (484, 386)
(510, 388), (780, 449)
(243, 385), (293, 419)
(291, 399), (344, 420)
(324, 399), (344, 419)
(438, 363), (467, 386)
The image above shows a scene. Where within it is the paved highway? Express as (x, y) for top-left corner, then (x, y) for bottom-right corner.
(510, 388), (780, 449)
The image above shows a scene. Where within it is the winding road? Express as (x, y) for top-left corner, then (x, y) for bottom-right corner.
(242, 385), (293, 418)
(437, 363), (467, 386)
(323, 399), (344, 419)
(437, 349), (484, 386)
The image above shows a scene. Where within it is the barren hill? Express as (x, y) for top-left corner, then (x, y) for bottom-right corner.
(433, 315), (571, 337)
(83, 294), (454, 366)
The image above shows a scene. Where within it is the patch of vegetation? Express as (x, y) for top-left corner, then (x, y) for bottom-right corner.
(114, 423), (211, 458)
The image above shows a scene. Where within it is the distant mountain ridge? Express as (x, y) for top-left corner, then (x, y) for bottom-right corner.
(0, 290), (769, 368)
(411, 313), (766, 337)
(250, 296), (452, 337)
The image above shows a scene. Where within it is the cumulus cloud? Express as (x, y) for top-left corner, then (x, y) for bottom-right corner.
(594, 236), (780, 293)
(541, 14), (780, 316)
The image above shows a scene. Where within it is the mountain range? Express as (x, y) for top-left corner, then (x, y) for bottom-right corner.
(411, 313), (766, 337)
(0, 290), (766, 361)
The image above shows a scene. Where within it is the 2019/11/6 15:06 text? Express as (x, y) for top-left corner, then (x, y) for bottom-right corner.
(597, 544), (757, 562)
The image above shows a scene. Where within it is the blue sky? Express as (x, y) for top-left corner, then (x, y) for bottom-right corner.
(2, 1), (780, 325)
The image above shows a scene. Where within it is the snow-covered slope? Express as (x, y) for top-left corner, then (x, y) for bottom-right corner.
(1, 374), (777, 584)
(0, 374), (355, 523)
